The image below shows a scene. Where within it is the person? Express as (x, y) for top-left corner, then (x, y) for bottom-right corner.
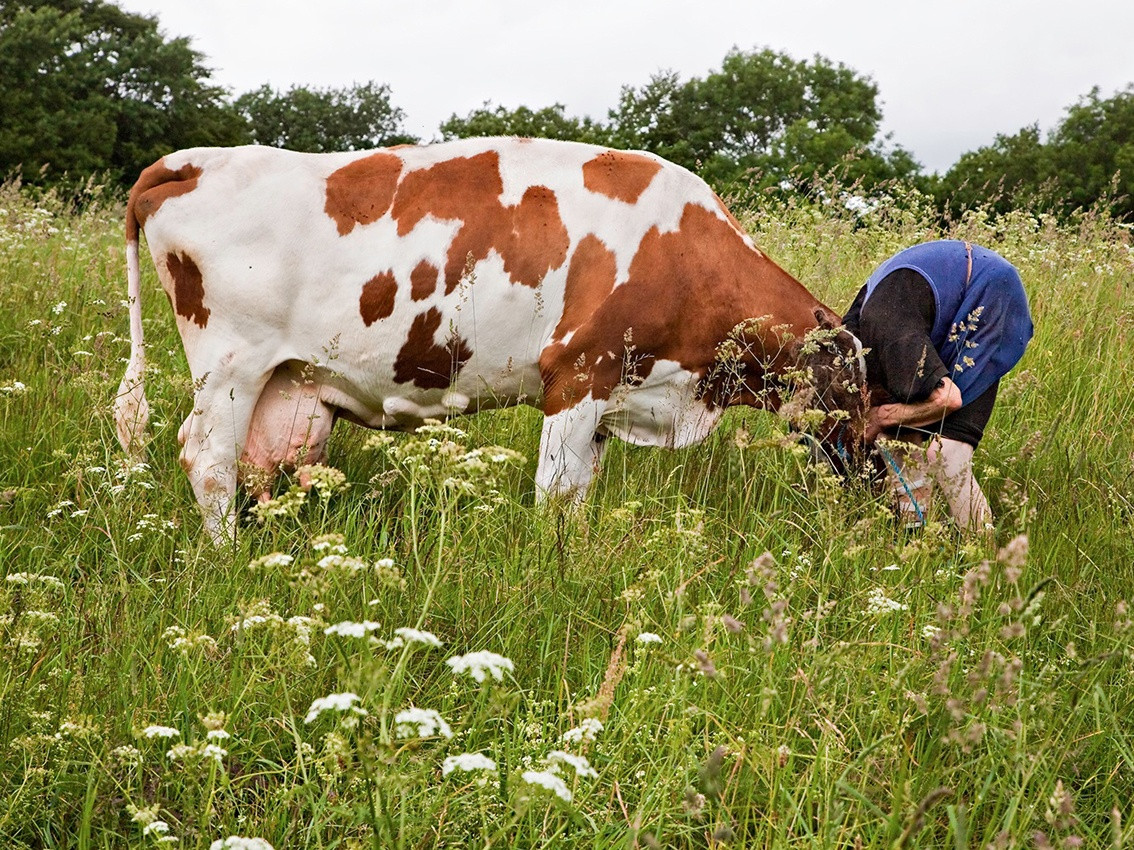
(843, 240), (1033, 531)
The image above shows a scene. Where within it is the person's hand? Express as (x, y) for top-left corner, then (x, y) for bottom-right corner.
(863, 404), (891, 443)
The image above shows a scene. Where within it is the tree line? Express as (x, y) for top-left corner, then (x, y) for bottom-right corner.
(2, 0), (1131, 220)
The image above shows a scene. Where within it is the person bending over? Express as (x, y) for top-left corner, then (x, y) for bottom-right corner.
(843, 240), (1033, 531)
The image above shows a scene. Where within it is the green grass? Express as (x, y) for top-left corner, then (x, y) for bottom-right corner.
(1, 178), (1133, 848)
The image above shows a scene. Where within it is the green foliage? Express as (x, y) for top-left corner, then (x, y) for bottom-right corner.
(609, 48), (920, 191)
(938, 85), (1134, 220)
(1, 177), (1134, 847)
(440, 102), (611, 145)
(0, 0), (247, 187)
(234, 82), (418, 152)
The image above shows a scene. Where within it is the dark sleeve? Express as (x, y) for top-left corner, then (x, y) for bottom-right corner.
(857, 269), (949, 403)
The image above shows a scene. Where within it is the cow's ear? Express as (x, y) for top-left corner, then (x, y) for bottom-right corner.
(813, 306), (841, 330)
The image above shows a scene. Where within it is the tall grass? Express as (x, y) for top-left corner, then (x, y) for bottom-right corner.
(1, 177), (1132, 848)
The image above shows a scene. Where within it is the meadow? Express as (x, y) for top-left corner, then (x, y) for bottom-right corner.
(1, 175), (1133, 849)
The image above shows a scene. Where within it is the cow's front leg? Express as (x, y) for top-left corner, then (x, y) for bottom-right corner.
(178, 358), (273, 545)
(535, 398), (608, 504)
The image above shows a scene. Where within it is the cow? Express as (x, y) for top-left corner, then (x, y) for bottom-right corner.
(113, 137), (867, 543)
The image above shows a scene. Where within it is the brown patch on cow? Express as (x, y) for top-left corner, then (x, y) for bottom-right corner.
(552, 235), (617, 340)
(324, 152), (404, 236)
(539, 203), (827, 415)
(393, 308), (474, 390)
(582, 151), (662, 204)
(127, 160), (203, 241)
(359, 271), (398, 326)
(410, 260), (439, 301)
(165, 252), (210, 329)
(391, 151), (569, 292)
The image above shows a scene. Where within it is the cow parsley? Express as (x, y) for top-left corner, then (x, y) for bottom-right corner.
(393, 627), (443, 647)
(446, 650), (514, 683)
(393, 707), (452, 740)
(441, 752), (497, 776)
(323, 620), (381, 638)
(521, 770), (573, 803)
(305, 692), (367, 724)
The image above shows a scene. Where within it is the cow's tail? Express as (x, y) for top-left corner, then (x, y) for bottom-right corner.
(114, 184), (150, 459)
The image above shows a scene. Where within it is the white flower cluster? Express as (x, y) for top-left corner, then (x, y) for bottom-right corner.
(163, 625), (219, 657)
(441, 752), (496, 776)
(866, 587), (909, 615)
(323, 620), (381, 638)
(305, 692), (367, 724)
(393, 707), (452, 740)
(545, 749), (598, 778)
(636, 632), (663, 645)
(210, 838), (275, 850)
(1, 379), (28, 395)
(5, 572), (64, 591)
(247, 552), (294, 571)
(392, 627), (443, 648)
(141, 725), (180, 740)
(561, 718), (603, 745)
(446, 650), (514, 683)
(521, 770), (574, 803)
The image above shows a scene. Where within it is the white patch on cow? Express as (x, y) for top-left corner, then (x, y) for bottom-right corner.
(601, 359), (722, 449)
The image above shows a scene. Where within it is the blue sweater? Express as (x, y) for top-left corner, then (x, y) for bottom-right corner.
(862, 241), (1034, 404)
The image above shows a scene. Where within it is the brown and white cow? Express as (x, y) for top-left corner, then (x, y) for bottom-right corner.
(114, 137), (866, 542)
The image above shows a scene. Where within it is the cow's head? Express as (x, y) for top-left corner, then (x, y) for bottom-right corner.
(782, 307), (870, 477)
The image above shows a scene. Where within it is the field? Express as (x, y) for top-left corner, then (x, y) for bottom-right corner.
(1, 178), (1133, 849)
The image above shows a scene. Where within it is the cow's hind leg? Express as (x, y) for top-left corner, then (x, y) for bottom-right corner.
(178, 353), (275, 545)
(535, 398), (608, 504)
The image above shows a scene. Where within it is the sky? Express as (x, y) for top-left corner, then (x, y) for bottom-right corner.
(115, 0), (1133, 174)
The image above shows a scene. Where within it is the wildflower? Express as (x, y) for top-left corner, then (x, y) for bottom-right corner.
(247, 552), (294, 571)
(311, 533), (347, 554)
(111, 744), (143, 768)
(865, 587), (908, 615)
(441, 752), (497, 776)
(201, 743), (227, 765)
(163, 625), (219, 657)
(314, 554), (370, 573)
(51, 300), (67, 315)
(636, 632), (663, 645)
(693, 649), (718, 678)
(5, 572), (64, 591)
(141, 725), (180, 740)
(297, 463), (349, 495)
(446, 650), (514, 683)
(206, 729), (231, 741)
(546, 750), (598, 778)
(209, 839), (275, 850)
(521, 769), (573, 803)
(394, 707), (452, 740)
(323, 620), (381, 638)
(304, 692), (367, 724)
(721, 614), (744, 633)
(166, 743), (196, 761)
(921, 624), (943, 640)
(1, 380), (28, 395)
(561, 718), (603, 744)
(143, 821), (170, 837)
(393, 627), (443, 647)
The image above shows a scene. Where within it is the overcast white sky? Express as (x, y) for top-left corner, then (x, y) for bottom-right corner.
(116, 0), (1133, 174)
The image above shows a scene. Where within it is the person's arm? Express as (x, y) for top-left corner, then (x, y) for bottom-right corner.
(865, 376), (963, 441)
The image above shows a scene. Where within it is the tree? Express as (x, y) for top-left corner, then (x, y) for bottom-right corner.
(234, 82), (418, 152)
(938, 86), (1134, 220)
(440, 102), (610, 145)
(0, 0), (247, 186)
(609, 48), (918, 190)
